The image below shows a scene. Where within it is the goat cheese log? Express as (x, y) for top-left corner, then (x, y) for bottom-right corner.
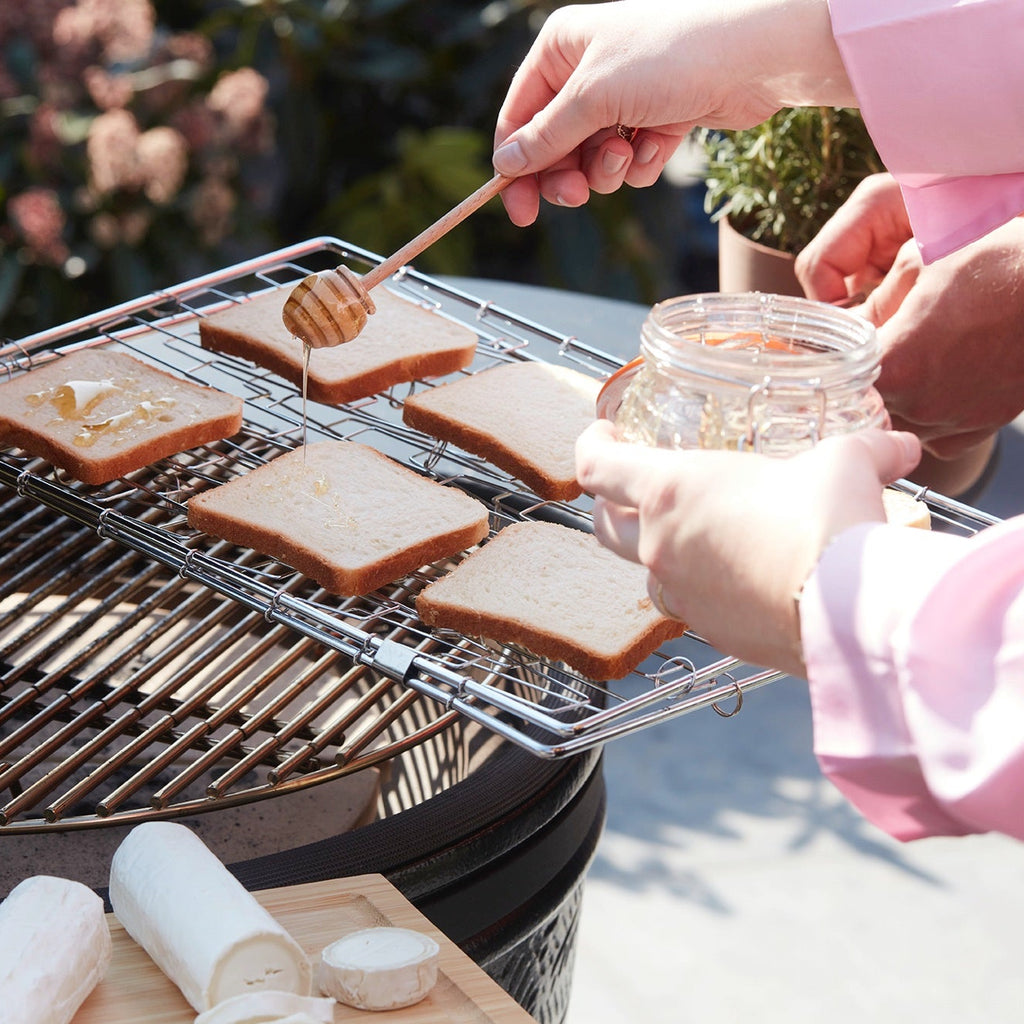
(193, 990), (335, 1024)
(0, 875), (112, 1024)
(109, 821), (312, 1013)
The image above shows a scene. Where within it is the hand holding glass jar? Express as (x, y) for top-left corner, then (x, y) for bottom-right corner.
(574, 420), (922, 678)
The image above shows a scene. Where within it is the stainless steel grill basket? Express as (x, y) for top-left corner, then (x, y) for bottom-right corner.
(0, 237), (1000, 831)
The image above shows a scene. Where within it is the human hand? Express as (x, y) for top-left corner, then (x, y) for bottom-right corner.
(800, 178), (1024, 479)
(493, 0), (855, 226)
(856, 218), (1024, 463)
(795, 173), (912, 302)
(575, 420), (921, 677)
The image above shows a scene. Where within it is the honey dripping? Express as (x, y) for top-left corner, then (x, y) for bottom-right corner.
(301, 341), (311, 461)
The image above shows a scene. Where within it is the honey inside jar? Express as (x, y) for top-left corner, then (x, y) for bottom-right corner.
(703, 330), (805, 354)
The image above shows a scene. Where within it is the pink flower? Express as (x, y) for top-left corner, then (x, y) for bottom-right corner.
(100, 0), (154, 63)
(161, 31), (214, 72)
(136, 126), (188, 204)
(206, 68), (269, 138)
(53, 0), (154, 64)
(84, 66), (134, 110)
(87, 108), (141, 195)
(7, 188), (70, 266)
(51, 3), (100, 60)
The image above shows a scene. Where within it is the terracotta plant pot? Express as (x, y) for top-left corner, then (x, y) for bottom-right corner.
(717, 216), (803, 296)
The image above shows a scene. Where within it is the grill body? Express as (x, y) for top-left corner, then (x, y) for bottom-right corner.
(0, 239), (1000, 1022)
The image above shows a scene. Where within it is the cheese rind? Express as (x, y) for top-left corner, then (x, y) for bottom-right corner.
(193, 990), (335, 1024)
(0, 874), (112, 1024)
(318, 927), (439, 1011)
(109, 822), (312, 1012)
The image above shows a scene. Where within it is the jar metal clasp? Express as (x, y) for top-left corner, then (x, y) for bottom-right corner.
(743, 375), (828, 452)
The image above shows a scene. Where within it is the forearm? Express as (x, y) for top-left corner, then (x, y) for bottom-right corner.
(742, 0), (856, 109)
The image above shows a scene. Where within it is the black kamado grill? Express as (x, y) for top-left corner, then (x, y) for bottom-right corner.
(0, 240), (998, 1022)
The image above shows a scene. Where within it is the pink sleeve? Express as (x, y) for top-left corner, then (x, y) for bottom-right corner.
(800, 517), (1024, 842)
(827, 0), (1024, 261)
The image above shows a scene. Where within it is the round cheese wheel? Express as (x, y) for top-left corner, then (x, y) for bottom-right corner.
(318, 927), (440, 1011)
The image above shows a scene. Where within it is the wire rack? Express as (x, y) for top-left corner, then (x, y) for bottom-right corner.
(0, 238), (1002, 829)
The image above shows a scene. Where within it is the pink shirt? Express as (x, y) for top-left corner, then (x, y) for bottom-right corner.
(802, 521), (1024, 841)
(829, 0), (1024, 262)
(802, 1), (1024, 840)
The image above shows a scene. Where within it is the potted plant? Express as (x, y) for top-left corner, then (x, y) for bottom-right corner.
(700, 106), (884, 294)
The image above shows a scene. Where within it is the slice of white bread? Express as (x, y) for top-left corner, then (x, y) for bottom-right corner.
(417, 520), (687, 680)
(187, 440), (489, 595)
(402, 361), (601, 501)
(883, 487), (932, 529)
(199, 286), (478, 404)
(0, 348), (243, 484)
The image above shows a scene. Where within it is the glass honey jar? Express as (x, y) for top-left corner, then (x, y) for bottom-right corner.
(598, 293), (886, 454)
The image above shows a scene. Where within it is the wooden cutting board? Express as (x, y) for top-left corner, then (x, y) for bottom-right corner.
(74, 874), (539, 1023)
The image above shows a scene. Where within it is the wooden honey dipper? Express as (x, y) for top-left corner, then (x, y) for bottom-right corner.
(282, 172), (513, 348)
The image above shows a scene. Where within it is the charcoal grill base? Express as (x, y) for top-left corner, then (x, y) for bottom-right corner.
(463, 791), (603, 1024)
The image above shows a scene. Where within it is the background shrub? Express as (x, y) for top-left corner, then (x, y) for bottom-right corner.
(1, 0), (708, 340)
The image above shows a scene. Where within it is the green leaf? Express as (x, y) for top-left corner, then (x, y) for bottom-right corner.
(698, 108), (884, 254)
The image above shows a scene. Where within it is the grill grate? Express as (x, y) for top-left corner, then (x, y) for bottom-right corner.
(0, 238), (1001, 830)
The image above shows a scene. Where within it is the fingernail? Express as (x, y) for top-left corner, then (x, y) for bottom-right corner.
(635, 139), (658, 165)
(554, 193), (570, 206)
(493, 140), (527, 174)
(603, 150), (628, 175)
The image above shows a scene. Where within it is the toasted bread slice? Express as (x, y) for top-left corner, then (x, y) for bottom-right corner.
(0, 348), (243, 484)
(199, 286), (478, 404)
(417, 520), (686, 680)
(402, 361), (600, 501)
(187, 440), (489, 596)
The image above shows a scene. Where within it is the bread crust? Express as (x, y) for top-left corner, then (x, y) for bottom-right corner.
(0, 348), (243, 484)
(402, 362), (600, 501)
(187, 441), (489, 596)
(199, 287), (478, 404)
(419, 599), (685, 681)
(417, 521), (686, 680)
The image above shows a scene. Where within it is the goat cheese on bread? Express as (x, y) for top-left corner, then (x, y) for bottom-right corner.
(0, 348), (243, 484)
